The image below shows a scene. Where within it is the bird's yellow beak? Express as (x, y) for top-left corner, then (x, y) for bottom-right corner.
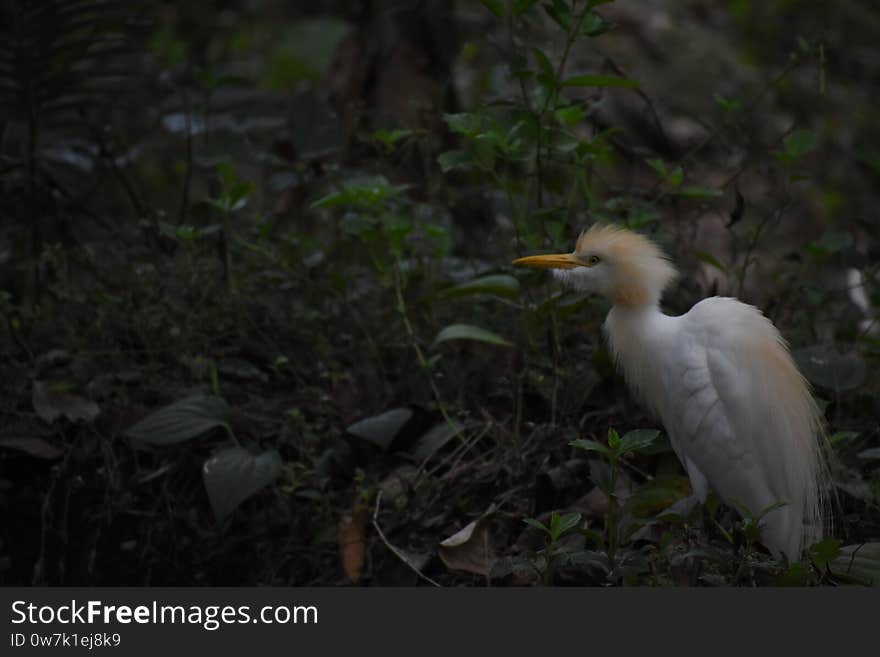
(512, 253), (582, 269)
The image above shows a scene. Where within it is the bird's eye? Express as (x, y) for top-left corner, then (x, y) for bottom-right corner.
(586, 255), (601, 266)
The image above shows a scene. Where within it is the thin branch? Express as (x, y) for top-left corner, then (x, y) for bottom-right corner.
(372, 491), (442, 587)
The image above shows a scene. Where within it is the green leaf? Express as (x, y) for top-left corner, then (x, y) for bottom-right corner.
(646, 158), (666, 176)
(695, 250), (726, 272)
(203, 447), (283, 523)
(443, 112), (484, 137)
(828, 431), (859, 444)
(433, 324), (512, 348)
(579, 11), (613, 37)
(806, 230), (853, 257)
(374, 128), (413, 148)
(346, 408), (413, 451)
(830, 543), (880, 585)
(410, 421), (463, 462)
(532, 47), (556, 87)
(783, 129), (818, 159)
(607, 427), (621, 450)
(125, 395), (230, 446)
(569, 439), (612, 457)
(793, 345), (866, 392)
(554, 104), (584, 126)
(713, 93), (741, 113)
(311, 176), (407, 211)
(810, 537), (841, 569)
(624, 476), (691, 517)
(513, 0), (540, 16)
(619, 429), (659, 453)
(543, 0), (573, 30)
(667, 166), (683, 187)
(479, 0), (505, 18)
(437, 149), (476, 172)
(549, 512), (582, 541)
(441, 274), (521, 299)
(523, 517), (549, 534)
(561, 75), (638, 88)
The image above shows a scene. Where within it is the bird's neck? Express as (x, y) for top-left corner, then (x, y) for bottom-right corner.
(606, 301), (667, 330)
(603, 302), (671, 410)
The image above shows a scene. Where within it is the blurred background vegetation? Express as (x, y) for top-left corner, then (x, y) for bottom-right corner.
(0, 0), (878, 586)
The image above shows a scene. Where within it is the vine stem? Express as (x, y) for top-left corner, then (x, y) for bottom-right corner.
(393, 264), (463, 442)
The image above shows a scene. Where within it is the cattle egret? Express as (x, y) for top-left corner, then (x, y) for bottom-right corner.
(513, 224), (829, 560)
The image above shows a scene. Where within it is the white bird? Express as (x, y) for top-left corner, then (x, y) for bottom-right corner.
(513, 224), (829, 561)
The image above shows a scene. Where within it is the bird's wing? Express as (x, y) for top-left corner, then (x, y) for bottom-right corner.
(662, 305), (777, 513)
(665, 297), (824, 557)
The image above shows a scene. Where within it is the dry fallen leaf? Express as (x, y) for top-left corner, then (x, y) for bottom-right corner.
(0, 437), (63, 460)
(32, 381), (100, 424)
(339, 503), (369, 584)
(438, 512), (496, 578)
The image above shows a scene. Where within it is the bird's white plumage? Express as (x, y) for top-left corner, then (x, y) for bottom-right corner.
(514, 225), (828, 560)
(606, 298), (825, 558)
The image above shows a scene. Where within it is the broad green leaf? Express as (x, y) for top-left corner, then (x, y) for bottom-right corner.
(202, 447), (282, 523)
(828, 431), (859, 444)
(437, 149), (476, 172)
(125, 395), (230, 446)
(346, 408), (413, 451)
(543, 0), (573, 30)
(443, 112), (484, 137)
(561, 75), (638, 88)
(646, 158), (666, 176)
(523, 517), (549, 533)
(554, 104), (584, 126)
(830, 543), (880, 586)
(579, 11), (613, 37)
(806, 230), (853, 256)
(441, 274), (520, 299)
(433, 324), (512, 348)
(619, 429), (659, 453)
(311, 176), (406, 210)
(513, 0), (540, 16)
(793, 345), (866, 392)
(549, 512), (582, 541)
(810, 537), (841, 569)
(374, 128), (413, 148)
(569, 439), (612, 457)
(783, 129), (818, 159)
(479, 0), (504, 18)
(624, 476), (691, 517)
(409, 421), (463, 462)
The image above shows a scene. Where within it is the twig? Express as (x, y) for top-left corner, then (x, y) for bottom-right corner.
(178, 86), (194, 224)
(372, 491), (442, 587)
(651, 55), (803, 204)
(393, 265), (463, 442)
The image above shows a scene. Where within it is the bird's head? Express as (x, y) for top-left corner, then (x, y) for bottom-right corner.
(512, 225), (677, 307)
